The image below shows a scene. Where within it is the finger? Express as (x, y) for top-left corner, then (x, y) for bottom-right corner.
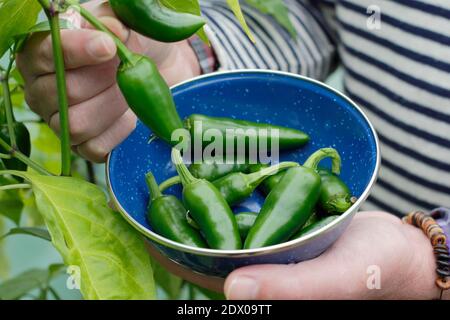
(18, 28), (117, 79)
(26, 58), (119, 122)
(49, 84), (129, 145)
(224, 252), (369, 300)
(75, 109), (136, 163)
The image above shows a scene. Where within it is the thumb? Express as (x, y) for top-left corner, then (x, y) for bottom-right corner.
(224, 255), (365, 300)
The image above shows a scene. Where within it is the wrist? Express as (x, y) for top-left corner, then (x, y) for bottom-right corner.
(401, 221), (443, 299)
(158, 40), (201, 86)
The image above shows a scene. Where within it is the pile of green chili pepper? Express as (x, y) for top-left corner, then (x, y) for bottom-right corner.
(145, 144), (356, 250)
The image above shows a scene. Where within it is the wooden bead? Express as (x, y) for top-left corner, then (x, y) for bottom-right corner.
(436, 278), (450, 290)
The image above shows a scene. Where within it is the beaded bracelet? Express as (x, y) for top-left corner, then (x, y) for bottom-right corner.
(403, 209), (450, 299)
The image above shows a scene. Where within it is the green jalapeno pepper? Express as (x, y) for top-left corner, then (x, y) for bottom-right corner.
(186, 114), (310, 151)
(0, 123), (31, 171)
(291, 215), (340, 239)
(244, 148), (342, 249)
(172, 148), (241, 250)
(160, 162), (297, 206)
(235, 212), (258, 239)
(250, 166), (356, 216)
(117, 53), (184, 145)
(318, 168), (356, 215)
(248, 163), (284, 195)
(212, 162), (298, 205)
(186, 211), (258, 241)
(110, 0), (206, 42)
(189, 162), (250, 181)
(145, 172), (206, 247)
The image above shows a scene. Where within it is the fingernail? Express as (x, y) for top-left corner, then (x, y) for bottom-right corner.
(225, 276), (259, 300)
(86, 34), (115, 59)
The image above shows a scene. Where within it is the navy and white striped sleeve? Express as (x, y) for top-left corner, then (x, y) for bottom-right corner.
(317, 0), (450, 216)
(199, 0), (337, 81)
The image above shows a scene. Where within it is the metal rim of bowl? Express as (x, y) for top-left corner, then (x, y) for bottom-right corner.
(106, 69), (381, 258)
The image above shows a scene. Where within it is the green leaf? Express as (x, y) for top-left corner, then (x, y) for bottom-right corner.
(0, 175), (23, 225)
(0, 268), (48, 300)
(0, 0), (42, 58)
(150, 257), (183, 299)
(245, 0), (297, 38)
(160, 0), (209, 43)
(27, 122), (61, 175)
(226, 0), (255, 43)
(5, 171), (156, 300)
(0, 226), (51, 241)
(0, 264), (63, 300)
(0, 217), (10, 280)
(14, 19), (75, 53)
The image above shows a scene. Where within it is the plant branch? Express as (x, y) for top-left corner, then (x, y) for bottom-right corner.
(0, 136), (53, 176)
(0, 183), (31, 191)
(1, 55), (17, 148)
(47, 10), (72, 176)
(0, 153), (12, 159)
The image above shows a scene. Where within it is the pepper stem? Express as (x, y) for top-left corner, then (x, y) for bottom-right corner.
(145, 172), (162, 201)
(159, 175), (181, 193)
(246, 161), (298, 187)
(171, 148), (198, 187)
(303, 148), (341, 175)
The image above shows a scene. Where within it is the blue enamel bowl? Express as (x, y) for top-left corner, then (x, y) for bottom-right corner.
(107, 70), (380, 278)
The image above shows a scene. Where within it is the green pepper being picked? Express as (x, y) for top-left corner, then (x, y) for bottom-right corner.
(244, 148), (342, 249)
(110, 0), (206, 42)
(145, 172), (206, 248)
(117, 53), (184, 145)
(172, 148), (241, 250)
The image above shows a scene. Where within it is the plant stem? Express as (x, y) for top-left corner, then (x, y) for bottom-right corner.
(146, 172), (162, 201)
(159, 175), (181, 192)
(0, 153), (12, 159)
(68, 2), (134, 63)
(85, 160), (96, 184)
(0, 183), (31, 191)
(303, 148), (341, 175)
(48, 11), (72, 176)
(1, 57), (17, 148)
(0, 136), (53, 176)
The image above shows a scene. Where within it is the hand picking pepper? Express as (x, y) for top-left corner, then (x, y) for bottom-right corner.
(159, 161), (297, 206)
(186, 114), (310, 151)
(244, 148), (342, 249)
(186, 211), (258, 241)
(172, 148), (241, 250)
(145, 172), (206, 248)
(117, 53), (184, 145)
(318, 168), (356, 215)
(110, 0), (206, 42)
(292, 215), (340, 239)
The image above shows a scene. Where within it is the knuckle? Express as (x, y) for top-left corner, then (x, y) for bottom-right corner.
(80, 140), (109, 163)
(68, 113), (89, 143)
(65, 73), (83, 103)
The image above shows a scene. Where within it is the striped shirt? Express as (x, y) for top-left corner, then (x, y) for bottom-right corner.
(193, 0), (450, 216)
